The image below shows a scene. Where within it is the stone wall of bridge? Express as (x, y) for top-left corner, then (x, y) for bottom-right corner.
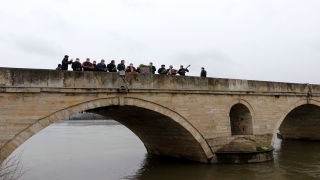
(0, 68), (320, 163)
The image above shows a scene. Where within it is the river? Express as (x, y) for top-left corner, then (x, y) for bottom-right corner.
(8, 120), (320, 180)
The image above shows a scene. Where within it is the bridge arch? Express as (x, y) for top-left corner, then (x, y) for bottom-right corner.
(229, 103), (253, 135)
(0, 97), (214, 163)
(272, 99), (320, 144)
(228, 99), (255, 117)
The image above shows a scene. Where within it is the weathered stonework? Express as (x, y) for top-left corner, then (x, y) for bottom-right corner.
(0, 67), (319, 163)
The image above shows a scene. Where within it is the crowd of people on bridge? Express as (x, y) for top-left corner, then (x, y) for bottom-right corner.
(56, 55), (207, 77)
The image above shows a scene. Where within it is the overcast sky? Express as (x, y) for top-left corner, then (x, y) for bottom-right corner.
(1, 0), (320, 83)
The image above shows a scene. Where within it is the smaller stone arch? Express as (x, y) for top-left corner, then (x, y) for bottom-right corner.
(229, 103), (253, 135)
(228, 99), (255, 116)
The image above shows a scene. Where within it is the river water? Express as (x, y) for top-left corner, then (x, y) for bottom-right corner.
(8, 120), (320, 180)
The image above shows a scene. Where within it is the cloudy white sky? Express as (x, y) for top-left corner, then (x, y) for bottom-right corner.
(1, 0), (320, 83)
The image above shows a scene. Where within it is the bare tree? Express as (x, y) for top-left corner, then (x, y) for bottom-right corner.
(0, 151), (26, 180)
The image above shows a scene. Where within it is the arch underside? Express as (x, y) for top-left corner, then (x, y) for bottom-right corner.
(279, 104), (320, 140)
(91, 106), (209, 163)
(230, 103), (253, 135)
(0, 98), (213, 163)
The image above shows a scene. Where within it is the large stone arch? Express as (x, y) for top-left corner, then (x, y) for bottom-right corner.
(271, 99), (320, 144)
(0, 97), (214, 163)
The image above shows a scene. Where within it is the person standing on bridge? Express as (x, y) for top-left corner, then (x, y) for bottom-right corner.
(56, 64), (62, 70)
(158, 65), (167, 74)
(61, 55), (73, 70)
(72, 58), (82, 71)
(92, 60), (97, 71)
(200, 67), (207, 77)
(125, 63), (136, 73)
(82, 58), (94, 71)
(178, 65), (189, 76)
(107, 60), (117, 72)
(95, 59), (107, 71)
(149, 62), (156, 74)
(117, 60), (126, 71)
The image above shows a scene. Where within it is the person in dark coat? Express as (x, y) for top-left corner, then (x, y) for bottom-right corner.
(149, 62), (156, 74)
(92, 60), (97, 71)
(107, 60), (117, 72)
(82, 58), (94, 71)
(56, 64), (62, 70)
(72, 58), (82, 71)
(61, 55), (73, 70)
(117, 60), (126, 71)
(158, 65), (167, 74)
(178, 65), (189, 76)
(200, 67), (207, 77)
(95, 59), (107, 71)
(125, 63), (136, 73)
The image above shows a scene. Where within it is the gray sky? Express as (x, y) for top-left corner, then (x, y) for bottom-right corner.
(1, 0), (320, 83)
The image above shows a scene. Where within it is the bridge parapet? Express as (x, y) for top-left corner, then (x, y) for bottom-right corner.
(0, 67), (315, 93)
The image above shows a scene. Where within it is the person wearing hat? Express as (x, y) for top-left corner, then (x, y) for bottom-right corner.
(158, 65), (167, 74)
(200, 67), (207, 77)
(61, 55), (73, 70)
(95, 59), (107, 71)
(125, 63), (136, 73)
(149, 62), (156, 74)
(72, 58), (82, 71)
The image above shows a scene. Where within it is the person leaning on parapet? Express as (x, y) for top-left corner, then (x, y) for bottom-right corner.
(56, 64), (62, 70)
(72, 58), (82, 71)
(178, 65), (189, 76)
(95, 59), (107, 71)
(158, 65), (167, 74)
(117, 60), (126, 71)
(125, 63), (136, 73)
(82, 58), (94, 71)
(200, 67), (207, 77)
(149, 62), (156, 74)
(107, 60), (117, 72)
(61, 55), (73, 70)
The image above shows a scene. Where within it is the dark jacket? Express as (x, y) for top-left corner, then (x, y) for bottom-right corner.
(158, 67), (166, 74)
(125, 66), (136, 73)
(178, 68), (189, 76)
(107, 63), (116, 72)
(82, 61), (93, 71)
(151, 66), (156, 74)
(72, 61), (82, 71)
(56, 67), (61, 70)
(95, 63), (107, 71)
(61, 58), (72, 70)
(117, 64), (125, 71)
(201, 70), (207, 77)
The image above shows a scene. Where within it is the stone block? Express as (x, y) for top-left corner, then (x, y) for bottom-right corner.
(0, 68), (12, 86)
(48, 70), (64, 87)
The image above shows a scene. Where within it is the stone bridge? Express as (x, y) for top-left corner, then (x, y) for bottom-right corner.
(0, 67), (320, 163)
